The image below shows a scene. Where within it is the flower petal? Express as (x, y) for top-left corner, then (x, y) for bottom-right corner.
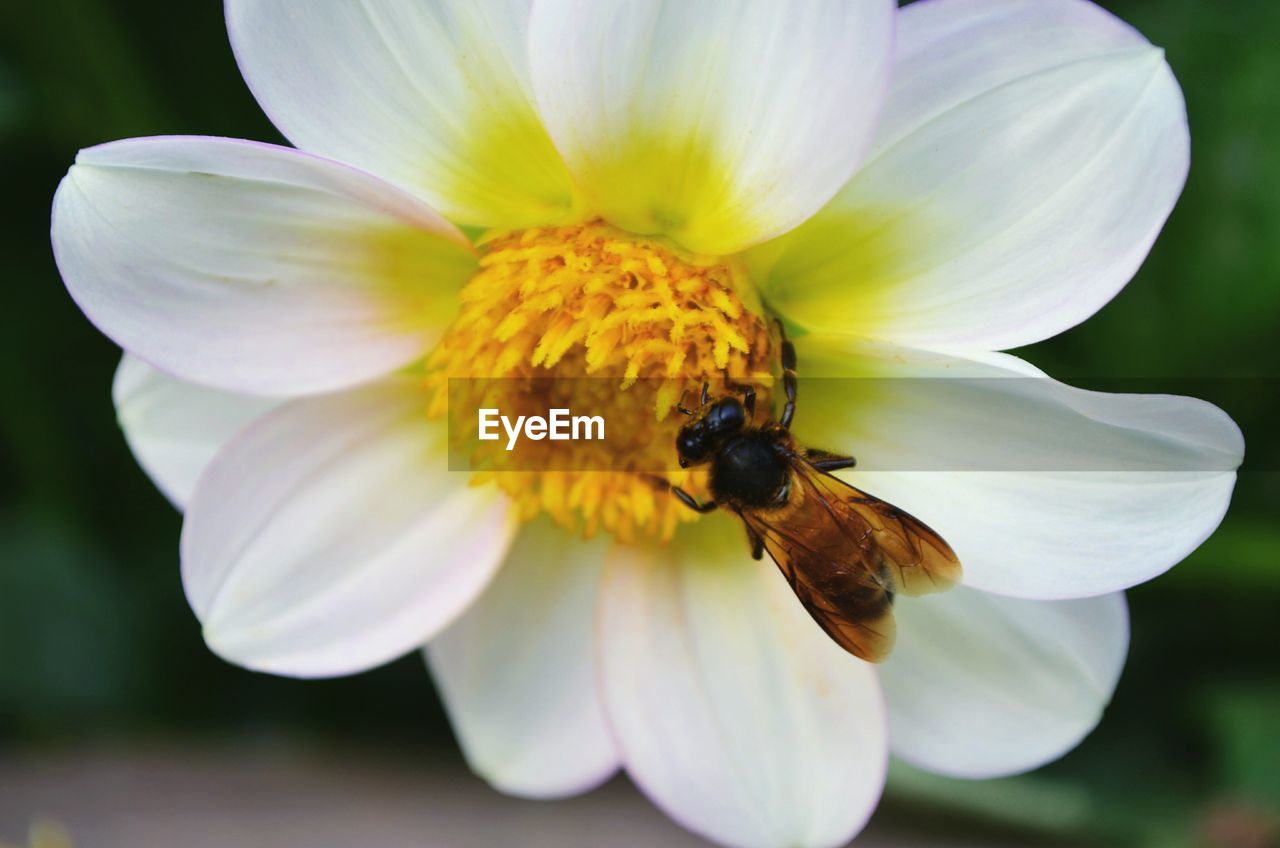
(426, 519), (618, 799)
(113, 354), (281, 509)
(793, 335), (1243, 600)
(226, 0), (578, 228)
(756, 0), (1188, 352)
(528, 0), (895, 255)
(880, 587), (1128, 778)
(600, 524), (887, 848)
(53, 136), (475, 396)
(181, 379), (517, 678)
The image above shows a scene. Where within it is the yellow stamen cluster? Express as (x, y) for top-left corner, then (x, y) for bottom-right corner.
(425, 220), (775, 542)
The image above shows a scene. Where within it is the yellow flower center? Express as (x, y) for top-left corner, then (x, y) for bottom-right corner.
(425, 220), (776, 542)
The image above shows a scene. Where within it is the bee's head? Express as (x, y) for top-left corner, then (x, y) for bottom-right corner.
(675, 397), (746, 468)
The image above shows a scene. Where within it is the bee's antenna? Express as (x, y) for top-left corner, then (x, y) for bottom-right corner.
(700, 382), (710, 406)
(676, 388), (696, 416)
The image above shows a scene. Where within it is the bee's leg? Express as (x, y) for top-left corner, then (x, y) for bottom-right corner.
(745, 525), (764, 560)
(672, 486), (719, 513)
(807, 448), (857, 472)
(642, 474), (720, 513)
(775, 319), (798, 430)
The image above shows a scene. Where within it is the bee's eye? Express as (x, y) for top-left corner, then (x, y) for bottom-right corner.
(676, 429), (707, 462)
(711, 398), (745, 432)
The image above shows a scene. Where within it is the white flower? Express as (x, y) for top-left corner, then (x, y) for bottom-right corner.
(52, 2), (1243, 847)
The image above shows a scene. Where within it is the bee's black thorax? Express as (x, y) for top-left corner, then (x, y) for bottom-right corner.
(708, 430), (792, 509)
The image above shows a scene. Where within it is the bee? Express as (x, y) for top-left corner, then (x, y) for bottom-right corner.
(667, 324), (962, 662)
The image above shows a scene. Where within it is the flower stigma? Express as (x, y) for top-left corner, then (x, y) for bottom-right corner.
(425, 221), (776, 542)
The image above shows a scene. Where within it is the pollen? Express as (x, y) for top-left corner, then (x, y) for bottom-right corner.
(425, 220), (775, 542)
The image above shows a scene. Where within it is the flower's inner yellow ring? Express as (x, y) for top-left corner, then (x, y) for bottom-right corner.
(425, 220), (776, 542)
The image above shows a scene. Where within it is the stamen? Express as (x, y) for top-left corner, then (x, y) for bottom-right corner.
(426, 220), (774, 542)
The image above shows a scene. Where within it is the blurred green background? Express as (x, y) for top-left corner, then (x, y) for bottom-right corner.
(0, 1), (1276, 846)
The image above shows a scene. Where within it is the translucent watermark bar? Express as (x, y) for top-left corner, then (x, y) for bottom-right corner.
(444, 377), (1262, 472)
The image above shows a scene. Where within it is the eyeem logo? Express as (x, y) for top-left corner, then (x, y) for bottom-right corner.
(478, 408), (606, 451)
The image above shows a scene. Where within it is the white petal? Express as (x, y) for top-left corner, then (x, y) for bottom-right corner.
(793, 335), (1243, 600)
(528, 0), (895, 255)
(600, 524), (887, 848)
(227, 0), (578, 228)
(880, 587), (1128, 778)
(182, 380), (517, 678)
(756, 0), (1189, 352)
(53, 136), (475, 396)
(113, 354), (281, 509)
(427, 520), (618, 799)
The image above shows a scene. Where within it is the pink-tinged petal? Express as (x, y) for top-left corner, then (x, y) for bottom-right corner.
(427, 520), (619, 799)
(113, 354), (282, 509)
(794, 335), (1243, 600)
(528, 0), (895, 255)
(881, 587), (1128, 778)
(53, 136), (476, 397)
(226, 0), (578, 228)
(757, 0), (1188, 352)
(182, 379), (517, 678)
(599, 524), (887, 848)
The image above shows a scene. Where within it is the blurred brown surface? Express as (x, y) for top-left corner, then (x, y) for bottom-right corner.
(0, 746), (1015, 848)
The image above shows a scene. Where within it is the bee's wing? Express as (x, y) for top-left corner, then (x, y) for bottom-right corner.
(740, 495), (898, 663)
(738, 460), (962, 663)
(795, 461), (963, 597)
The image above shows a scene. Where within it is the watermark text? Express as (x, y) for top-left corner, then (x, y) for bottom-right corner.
(478, 408), (605, 451)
